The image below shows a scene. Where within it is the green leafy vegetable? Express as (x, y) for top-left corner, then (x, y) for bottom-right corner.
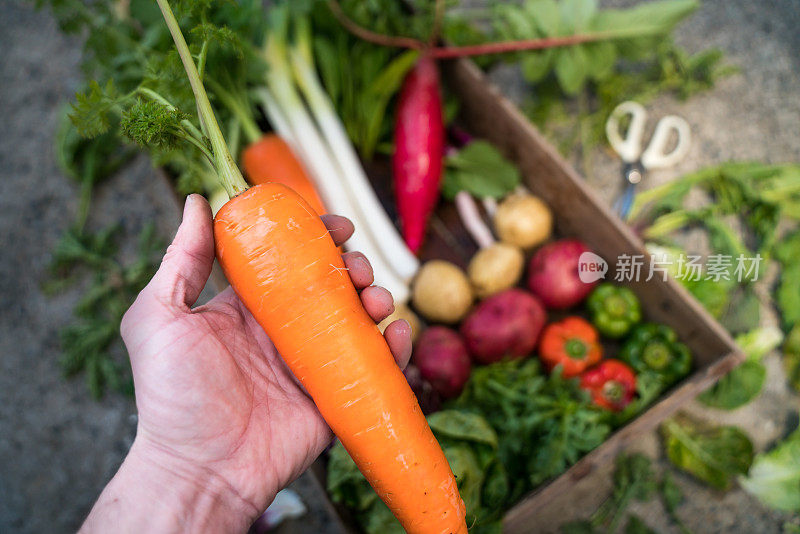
(560, 453), (659, 533)
(39, 0), (269, 396)
(698, 326), (783, 410)
(70, 79), (123, 138)
(442, 141), (521, 200)
(607, 453), (658, 530)
(488, 0), (699, 96)
(121, 100), (192, 150)
(313, 32), (418, 159)
(54, 107), (135, 232)
(719, 286), (761, 335)
(624, 515), (657, 534)
(774, 231), (800, 330)
(784, 324), (800, 393)
(644, 243), (732, 319)
(660, 471), (691, 534)
(427, 409), (498, 448)
(698, 360), (765, 412)
(661, 414), (754, 490)
(49, 224), (163, 398)
(638, 163), (800, 354)
(453, 359), (610, 502)
(739, 427), (800, 512)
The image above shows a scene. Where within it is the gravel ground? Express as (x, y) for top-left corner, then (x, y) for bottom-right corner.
(0, 0), (798, 533)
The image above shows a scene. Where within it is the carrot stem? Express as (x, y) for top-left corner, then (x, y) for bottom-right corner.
(155, 0), (248, 199)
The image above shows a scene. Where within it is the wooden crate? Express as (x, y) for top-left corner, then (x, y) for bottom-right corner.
(193, 57), (744, 533)
(309, 58), (744, 533)
(444, 59), (743, 531)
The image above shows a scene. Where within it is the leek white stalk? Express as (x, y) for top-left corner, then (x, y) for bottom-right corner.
(289, 25), (419, 282)
(257, 88), (298, 152)
(260, 28), (409, 302)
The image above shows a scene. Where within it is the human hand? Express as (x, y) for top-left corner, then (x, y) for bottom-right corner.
(81, 195), (412, 533)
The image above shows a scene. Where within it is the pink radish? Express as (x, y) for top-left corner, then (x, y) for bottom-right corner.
(392, 56), (444, 254)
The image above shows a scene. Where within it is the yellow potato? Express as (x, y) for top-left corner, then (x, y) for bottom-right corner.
(468, 243), (524, 299)
(494, 193), (552, 249)
(412, 260), (473, 324)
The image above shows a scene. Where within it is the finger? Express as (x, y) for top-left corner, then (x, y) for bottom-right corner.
(342, 252), (373, 289)
(384, 319), (413, 369)
(141, 194), (214, 310)
(321, 214), (354, 246)
(360, 285), (395, 323)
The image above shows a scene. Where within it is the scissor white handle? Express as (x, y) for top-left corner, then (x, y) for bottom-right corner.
(605, 101), (647, 163)
(640, 115), (691, 169)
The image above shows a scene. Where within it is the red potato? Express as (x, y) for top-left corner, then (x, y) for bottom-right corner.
(460, 289), (546, 364)
(413, 327), (472, 399)
(527, 239), (598, 309)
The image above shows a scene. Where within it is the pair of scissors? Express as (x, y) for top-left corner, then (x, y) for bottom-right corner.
(605, 101), (691, 219)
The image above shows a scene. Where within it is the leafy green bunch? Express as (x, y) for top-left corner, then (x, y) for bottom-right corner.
(661, 414), (800, 516)
(46, 224), (163, 397)
(490, 0), (733, 169)
(45, 0), (266, 196)
(322, 0), (447, 44)
(452, 359), (611, 502)
(561, 453), (688, 534)
(39, 0), (268, 396)
(632, 163), (800, 398)
(488, 0), (699, 95)
(567, 416), (800, 531)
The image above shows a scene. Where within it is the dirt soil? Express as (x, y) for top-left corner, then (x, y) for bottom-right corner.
(0, 0), (798, 533)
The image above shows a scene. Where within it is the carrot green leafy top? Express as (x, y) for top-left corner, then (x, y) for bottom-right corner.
(155, 0), (248, 198)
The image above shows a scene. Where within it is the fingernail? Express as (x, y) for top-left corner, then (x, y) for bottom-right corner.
(184, 194), (198, 216)
(398, 319), (411, 335)
(355, 253), (371, 271)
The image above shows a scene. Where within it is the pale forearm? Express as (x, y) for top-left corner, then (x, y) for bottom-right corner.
(80, 439), (258, 534)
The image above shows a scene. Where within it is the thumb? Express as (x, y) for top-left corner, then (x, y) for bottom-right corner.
(139, 193), (215, 311)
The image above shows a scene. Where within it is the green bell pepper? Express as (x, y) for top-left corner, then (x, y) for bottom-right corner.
(620, 323), (692, 383)
(587, 283), (642, 339)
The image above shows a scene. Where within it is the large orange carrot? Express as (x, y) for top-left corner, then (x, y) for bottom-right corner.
(155, 2), (465, 530)
(215, 184), (466, 533)
(241, 134), (327, 215)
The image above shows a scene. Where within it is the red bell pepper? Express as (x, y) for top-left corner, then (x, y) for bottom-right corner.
(538, 316), (602, 377)
(580, 359), (637, 411)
